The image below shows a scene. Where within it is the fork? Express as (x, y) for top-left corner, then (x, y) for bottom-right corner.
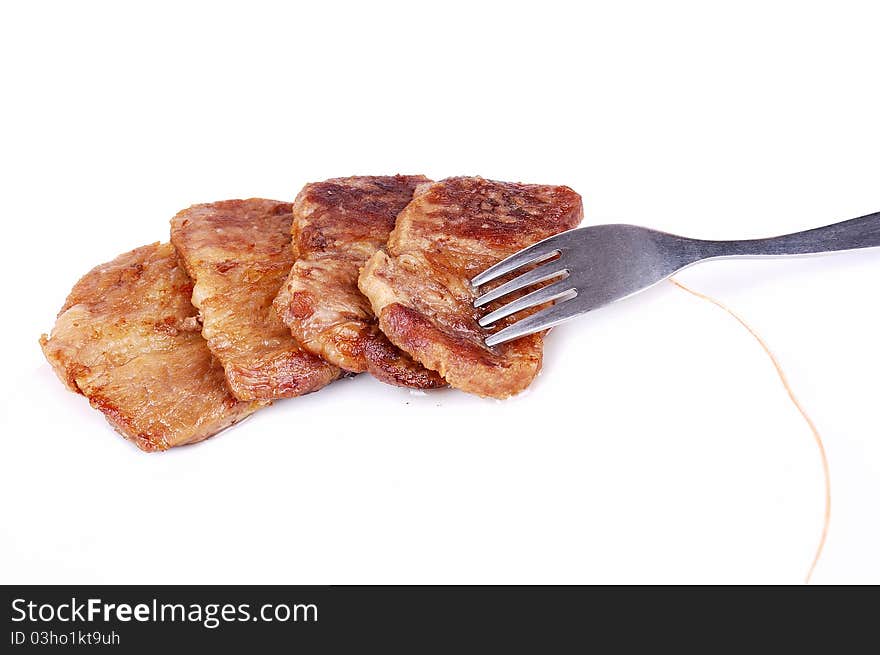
(471, 210), (880, 347)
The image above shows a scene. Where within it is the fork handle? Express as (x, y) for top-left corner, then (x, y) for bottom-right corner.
(694, 210), (880, 259)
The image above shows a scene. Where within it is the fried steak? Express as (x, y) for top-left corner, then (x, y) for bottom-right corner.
(39, 243), (261, 451)
(358, 177), (583, 398)
(273, 176), (445, 389)
(170, 199), (340, 401)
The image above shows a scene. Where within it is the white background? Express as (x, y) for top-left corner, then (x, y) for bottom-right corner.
(1, 1), (878, 584)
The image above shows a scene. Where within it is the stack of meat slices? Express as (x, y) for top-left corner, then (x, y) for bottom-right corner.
(40, 176), (583, 451)
(273, 176), (445, 389)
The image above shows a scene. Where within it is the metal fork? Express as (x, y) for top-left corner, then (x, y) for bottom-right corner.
(471, 210), (880, 347)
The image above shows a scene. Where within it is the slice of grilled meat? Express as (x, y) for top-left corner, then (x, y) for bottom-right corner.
(273, 176), (445, 389)
(359, 177), (583, 398)
(40, 243), (261, 451)
(170, 199), (340, 401)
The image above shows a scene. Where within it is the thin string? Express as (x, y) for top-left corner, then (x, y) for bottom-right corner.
(669, 277), (831, 584)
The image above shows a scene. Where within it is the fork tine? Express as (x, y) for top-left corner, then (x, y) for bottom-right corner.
(469, 236), (564, 288)
(484, 297), (579, 347)
(479, 279), (577, 327)
(473, 263), (568, 308)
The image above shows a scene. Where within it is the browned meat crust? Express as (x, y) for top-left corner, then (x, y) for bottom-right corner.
(170, 199), (340, 401)
(358, 177), (583, 398)
(39, 243), (261, 452)
(273, 176), (445, 389)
